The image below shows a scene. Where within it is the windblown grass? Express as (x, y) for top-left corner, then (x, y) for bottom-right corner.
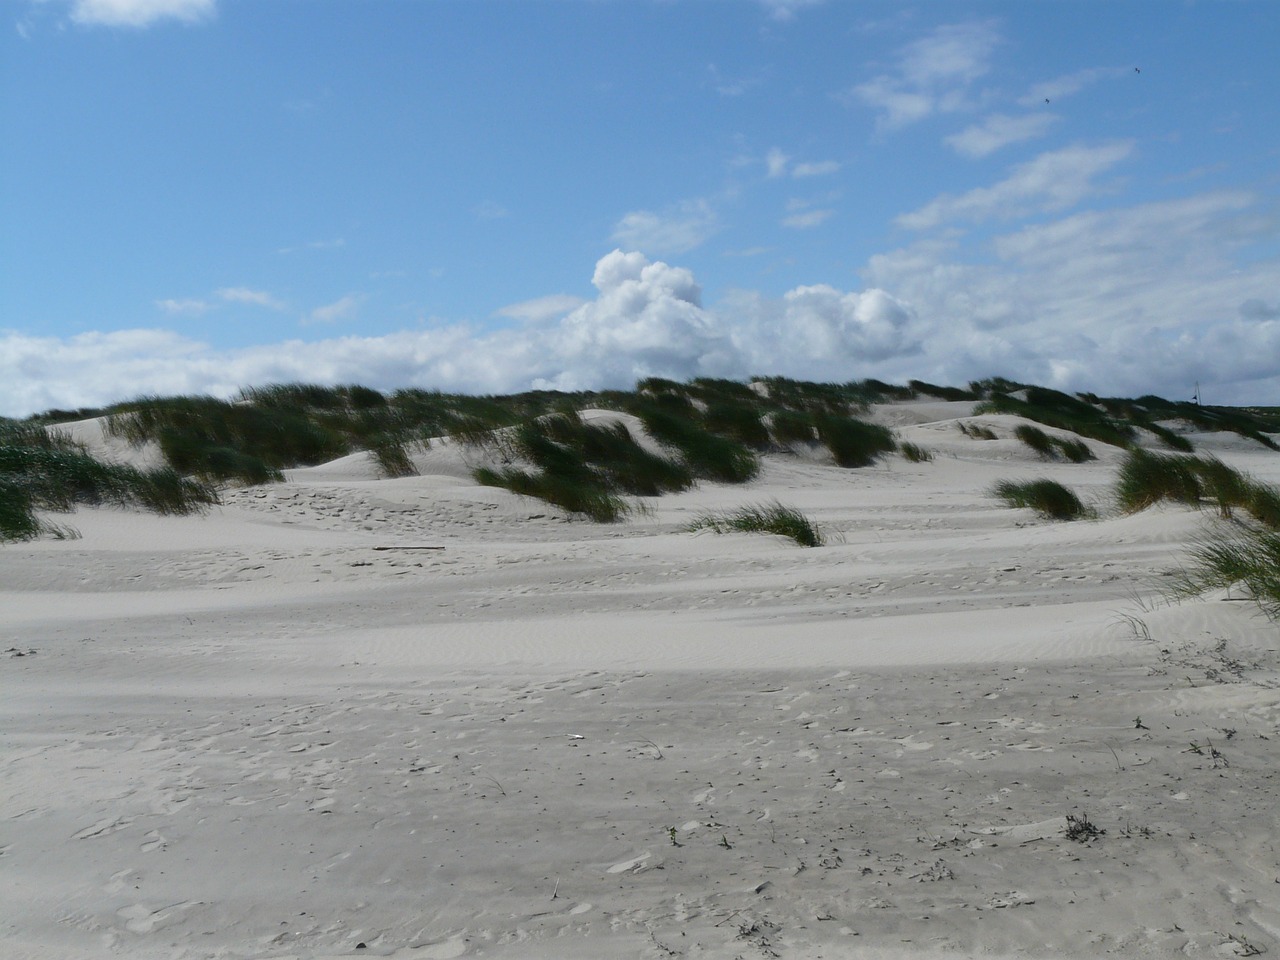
(631, 403), (759, 483)
(1173, 523), (1280, 620)
(898, 441), (933, 463)
(980, 388), (1135, 448)
(0, 420), (217, 541)
(813, 413), (896, 468)
(1114, 450), (1204, 512)
(470, 412), (693, 521)
(1014, 424), (1095, 463)
(991, 478), (1090, 521)
(687, 501), (826, 547)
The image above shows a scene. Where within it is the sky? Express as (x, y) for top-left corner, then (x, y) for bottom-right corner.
(2, 0), (1278, 417)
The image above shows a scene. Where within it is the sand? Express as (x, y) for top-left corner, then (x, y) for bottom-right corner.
(3, 403), (1279, 959)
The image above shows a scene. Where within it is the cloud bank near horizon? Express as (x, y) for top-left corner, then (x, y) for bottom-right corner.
(5, 216), (1279, 417)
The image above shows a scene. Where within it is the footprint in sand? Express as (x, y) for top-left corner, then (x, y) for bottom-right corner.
(73, 816), (133, 840)
(140, 830), (166, 852)
(607, 851), (652, 874)
(116, 900), (198, 933)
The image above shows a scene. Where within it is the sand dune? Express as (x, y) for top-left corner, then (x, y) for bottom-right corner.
(4, 406), (1279, 959)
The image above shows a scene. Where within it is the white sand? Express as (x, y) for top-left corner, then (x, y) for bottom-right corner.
(4, 404), (1280, 959)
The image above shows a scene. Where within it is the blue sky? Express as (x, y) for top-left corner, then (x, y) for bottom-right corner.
(3, 0), (1278, 416)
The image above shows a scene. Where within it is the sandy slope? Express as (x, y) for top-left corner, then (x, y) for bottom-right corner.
(3, 405), (1279, 959)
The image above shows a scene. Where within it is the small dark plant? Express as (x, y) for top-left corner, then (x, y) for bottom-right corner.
(1065, 813), (1105, 842)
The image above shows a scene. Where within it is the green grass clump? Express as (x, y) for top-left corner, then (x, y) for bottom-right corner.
(957, 421), (999, 441)
(0, 422), (218, 541)
(1014, 423), (1094, 463)
(1114, 450), (1204, 512)
(1174, 523), (1280, 620)
(1014, 424), (1056, 457)
(898, 441), (933, 463)
(977, 388), (1135, 449)
(768, 410), (816, 446)
(1243, 480), (1280, 529)
(473, 466), (629, 523)
(632, 403), (759, 484)
(814, 414), (896, 468)
(991, 478), (1089, 521)
(1115, 450), (1280, 527)
(908, 380), (978, 402)
(470, 413), (693, 521)
(687, 501), (825, 547)
(1140, 421), (1195, 452)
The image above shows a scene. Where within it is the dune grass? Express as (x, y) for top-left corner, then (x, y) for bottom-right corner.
(1014, 424), (1095, 463)
(469, 412), (694, 521)
(813, 413), (896, 468)
(898, 441), (933, 463)
(1114, 449), (1204, 512)
(1173, 523), (1280, 620)
(991, 478), (1090, 521)
(957, 421), (999, 441)
(687, 500), (826, 547)
(630, 402), (759, 484)
(0, 420), (218, 541)
(15, 375), (1277, 528)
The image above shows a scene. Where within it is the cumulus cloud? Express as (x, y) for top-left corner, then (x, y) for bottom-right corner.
(847, 20), (1000, 129)
(611, 199), (719, 255)
(944, 112), (1057, 158)
(6, 213), (1278, 416)
(865, 189), (1280, 403)
(69, 0), (215, 27)
(0, 251), (923, 416)
(897, 141), (1134, 230)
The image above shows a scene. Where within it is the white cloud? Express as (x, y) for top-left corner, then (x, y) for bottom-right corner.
(944, 112), (1057, 158)
(792, 160), (841, 178)
(611, 199), (718, 255)
(155, 298), (211, 315)
(216, 287), (286, 310)
(69, 0), (215, 27)
(864, 189), (1280, 403)
(0, 251), (921, 415)
(1018, 67), (1129, 107)
(782, 208), (834, 229)
(6, 215), (1278, 416)
(494, 294), (587, 324)
(897, 141), (1134, 230)
(765, 148), (790, 178)
(307, 295), (361, 326)
(848, 20), (1001, 129)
